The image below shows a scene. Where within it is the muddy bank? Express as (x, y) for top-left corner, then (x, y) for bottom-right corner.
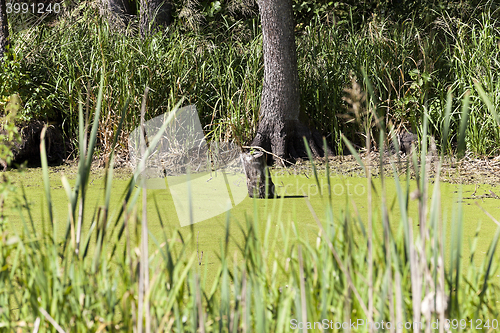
(272, 153), (500, 186)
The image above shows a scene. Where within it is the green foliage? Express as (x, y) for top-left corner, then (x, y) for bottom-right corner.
(9, 6), (263, 148)
(0, 94), (22, 168)
(0, 82), (499, 331)
(0, 52), (57, 122)
(292, 0), (334, 23)
(292, 0), (498, 28)
(202, 0), (222, 18)
(447, 10), (500, 155)
(0, 55), (26, 98)
(5, 0), (500, 159)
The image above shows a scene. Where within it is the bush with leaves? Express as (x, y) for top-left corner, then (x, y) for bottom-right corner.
(0, 94), (22, 169)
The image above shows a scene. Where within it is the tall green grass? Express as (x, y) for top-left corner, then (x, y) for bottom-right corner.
(2, 2), (500, 158)
(447, 9), (500, 155)
(0, 77), (499, 332)
(7, 6), (264, 150)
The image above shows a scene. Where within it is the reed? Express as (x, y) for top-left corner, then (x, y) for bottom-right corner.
(2, 2), (500, 158)
(0, 74), (498, 332)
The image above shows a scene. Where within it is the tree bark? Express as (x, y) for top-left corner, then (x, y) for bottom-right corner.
(252, 0), (330, 164)
(241, 150), (275, 198)
(140, 0), (172, 38)
(0, 0), (9, 61)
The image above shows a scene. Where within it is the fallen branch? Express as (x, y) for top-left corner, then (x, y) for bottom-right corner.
(242, 145), (295, 166)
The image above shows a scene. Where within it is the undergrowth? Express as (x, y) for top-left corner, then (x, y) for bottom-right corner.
(1, 1), (499, 159)
(0, 78), (499, 332)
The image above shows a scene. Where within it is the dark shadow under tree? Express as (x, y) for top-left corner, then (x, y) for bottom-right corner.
(106, 0), (135, 27)
(140, 0), (172, 38)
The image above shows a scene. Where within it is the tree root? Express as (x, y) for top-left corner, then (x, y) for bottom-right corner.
(250, 120), (333, 166)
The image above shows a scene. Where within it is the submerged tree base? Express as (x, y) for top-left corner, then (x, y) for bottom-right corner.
(241, 150), (275, 198)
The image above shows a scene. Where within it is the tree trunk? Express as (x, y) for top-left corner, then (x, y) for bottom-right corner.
(0, 0), (9, 61)
(241, 150), (275, 198)
(252, 0), (330, 164)
(140, 0), (172, 38)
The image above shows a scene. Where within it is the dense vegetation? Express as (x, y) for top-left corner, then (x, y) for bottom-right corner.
(1, 0), (500, 159)
(0, 78), (499, 331)
(0, 0), (500, 331)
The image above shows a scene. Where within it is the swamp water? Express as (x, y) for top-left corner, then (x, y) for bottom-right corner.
(3, 165), (500, 277)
